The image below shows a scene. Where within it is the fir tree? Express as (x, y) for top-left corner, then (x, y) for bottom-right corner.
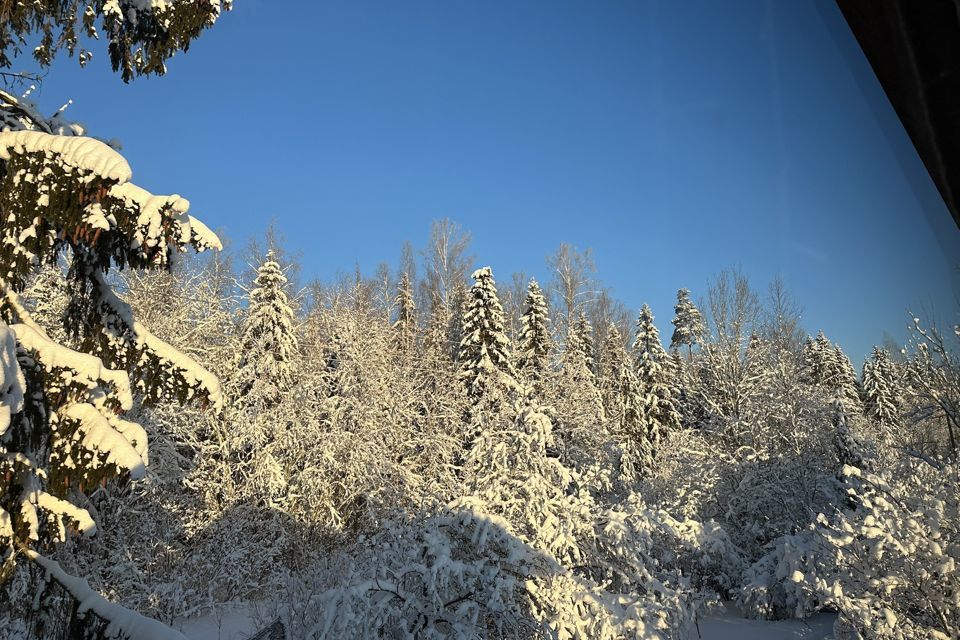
(0, 2), (230, 83)
(598, 322), (628, 416)
(0, 128), (221, 582)
(632, 304), (681, 452)
(615, 352), (649, 481)
(457, 267), (517, 405)
(516, 279), (551, 387)
(834, 345), (864, 414)
(832, 399), (873, 474)
(670, 288), (705, 358)
(574, 312), (596, 373)
(393, 271), (417, 354)
(800, 331), (837, 387)
(862, 347), (902, 436)
(232, 251), (298, 408)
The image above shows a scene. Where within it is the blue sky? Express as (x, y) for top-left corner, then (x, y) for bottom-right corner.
(29, 0), (959, 364)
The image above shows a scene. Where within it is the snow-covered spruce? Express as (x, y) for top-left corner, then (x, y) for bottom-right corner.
(392, 270), (417, 354)
(231, 251), (299, 409)
(0, 128), (221, 636)
(861, 346), (902, 440)
(457, 267), (518, 409)
(0, 1), (231, 83)
(670, 287), (705, 357)
(516, 278), (551, 388)
(632, 304), (681, 458)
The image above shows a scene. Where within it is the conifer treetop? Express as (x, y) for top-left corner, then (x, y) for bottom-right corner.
(458, 266), (518, 402)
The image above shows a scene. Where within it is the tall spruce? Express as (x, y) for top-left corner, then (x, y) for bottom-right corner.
(458, 267), (517, 404)
(232, 251), (298, 408)
(632, 304), (681, 451)
(800, 331), (837, 387)
(0, 129), (222, 580)
(516, 279), (551, 386)
(598, 322), (628, 415)
(834, 345), (864, 414)
(393, 271), (417, 354)
(862, 347), (902, 435)
(670, 288), (705, 358)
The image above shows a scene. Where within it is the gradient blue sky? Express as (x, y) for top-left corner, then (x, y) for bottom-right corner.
(29, 0), (960, 364)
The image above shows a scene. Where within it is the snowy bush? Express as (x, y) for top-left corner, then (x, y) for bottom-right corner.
(735, 530), (825, 620)
(813, 461), (959, 639)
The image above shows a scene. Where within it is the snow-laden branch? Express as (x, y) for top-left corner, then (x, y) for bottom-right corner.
(23, 548), (194, 640)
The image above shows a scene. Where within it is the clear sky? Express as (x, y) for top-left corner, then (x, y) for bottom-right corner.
(29, 0), (960, 364)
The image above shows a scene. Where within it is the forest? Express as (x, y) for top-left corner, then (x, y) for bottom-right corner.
(0, 3), (958, 640)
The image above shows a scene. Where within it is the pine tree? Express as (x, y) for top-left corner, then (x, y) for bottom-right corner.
(615, 352), (649, 481)
(0, 3), (230, 83)
(598, 322), (628, 416)
(800, 331), (838, 387)
(0, 129), (221, 581)
(670, 288), (705, 357)
(832, 399), (873, 474)
(393, 271), (417, 354)
(232, 251), (298, 409)
(548, 311), (607, 465)
(862, 347), (902, 437)
(632, 304), (681, 454)
(574, 312), (596, 374)
(516, 279), (551, 387)
(458, 267), (517, 405)
(834, 345), (863, 414)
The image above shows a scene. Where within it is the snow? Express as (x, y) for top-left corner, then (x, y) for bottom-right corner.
(26, 549), (193, 640)
(91, 270), (223, 411)
(174, 606), (262, 640)
(169, 602), (837, 640)
(11, 322), (133, 410)
(0, 131), (132, 182)
(686, 606), (836, 639)
(0, 507), (12, 539)
(0, 321), (25, 438)
(34, 489), (98, 537)
(61, 402), (147, 479)
(108, 182), (222, 253)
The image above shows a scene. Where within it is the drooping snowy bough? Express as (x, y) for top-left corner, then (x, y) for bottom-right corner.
(0, 128), (222, 635)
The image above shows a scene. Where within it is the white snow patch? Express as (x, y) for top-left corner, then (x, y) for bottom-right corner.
(0, 131), (132, 182)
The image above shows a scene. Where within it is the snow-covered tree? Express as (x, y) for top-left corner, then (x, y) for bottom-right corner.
(457, 267), (517, 407)
(862, 347), (902, 440)
(670, 287), (705, 357)
(563, 312), (597, 380)
(810, 461), (959, 639)
(597, 321), (628, 416)
(633, 304), (681, 443)
(552, 311), (607, 465)
(834, 345), (864, 414)
(231, 251), (298, 408)
(0, 126), (222, 637)
(800, 331), (842, 388)
(515, 279), (550, 386)
(423, 291), (451, 361)
(0, 2), (230, 82)
(904, 315), (960, 458)
(392, 271), (416, 354)
(615, 352), (650, 482)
